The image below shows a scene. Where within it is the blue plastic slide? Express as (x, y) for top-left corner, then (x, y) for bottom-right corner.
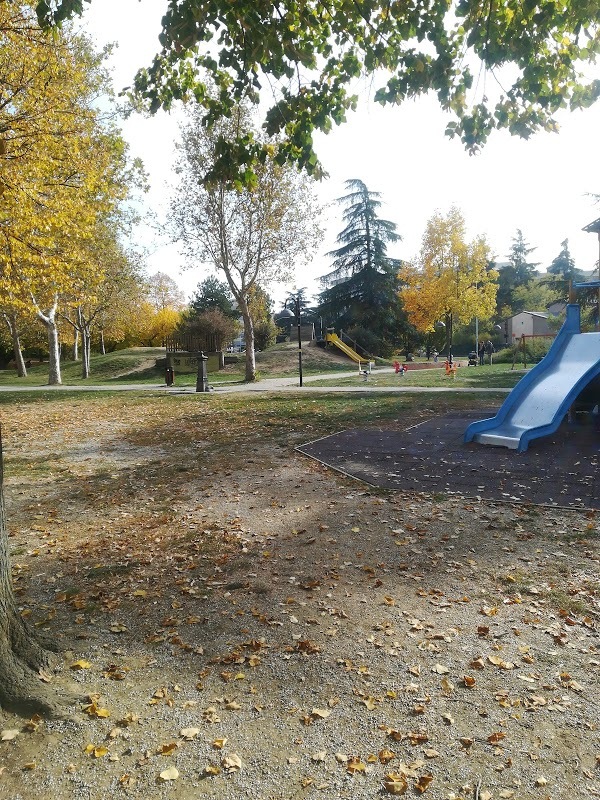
(464, 304), (600, 452)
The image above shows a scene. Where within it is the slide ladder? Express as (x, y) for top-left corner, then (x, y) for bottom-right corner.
(465, 304), (600, 452)
(325, 332), (365, 364)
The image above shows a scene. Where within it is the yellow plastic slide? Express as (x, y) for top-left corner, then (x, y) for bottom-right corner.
(325, 332), (364, 364)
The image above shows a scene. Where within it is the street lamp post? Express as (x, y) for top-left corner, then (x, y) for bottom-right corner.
(281, 294), (304, 387)
(293, 294), (303, 387)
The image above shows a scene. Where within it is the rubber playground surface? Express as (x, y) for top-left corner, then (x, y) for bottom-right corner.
(297, 409), (600, 510)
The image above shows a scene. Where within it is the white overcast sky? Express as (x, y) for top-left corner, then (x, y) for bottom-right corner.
(80, 0), (600, 306)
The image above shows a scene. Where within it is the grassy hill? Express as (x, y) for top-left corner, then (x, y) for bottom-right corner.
(0, 342), (362, 386)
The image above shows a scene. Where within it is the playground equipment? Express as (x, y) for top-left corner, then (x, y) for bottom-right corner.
(445, 359), (458, 378)
(325, 331), (366, 364)
(464, 303), (600, 452)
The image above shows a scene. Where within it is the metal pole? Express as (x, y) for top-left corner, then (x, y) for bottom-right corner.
(296, 296), (303, 387)
(597, 232), (600, 331)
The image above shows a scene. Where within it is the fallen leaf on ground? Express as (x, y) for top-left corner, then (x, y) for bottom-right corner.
(383, 772), (408, 795)
(158, 766), (179, 781)
(222, 753), (242, 772)
(70, 659), (92, 670)
(180, 728), (200, 740)
(414, 773), (434, 793)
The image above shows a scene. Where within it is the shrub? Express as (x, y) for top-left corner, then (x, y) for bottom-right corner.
(494, 337), (553, 364)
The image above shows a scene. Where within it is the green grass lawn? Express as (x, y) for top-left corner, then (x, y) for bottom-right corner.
(0, 348), (166, 386)
(308, 361), (526, 389)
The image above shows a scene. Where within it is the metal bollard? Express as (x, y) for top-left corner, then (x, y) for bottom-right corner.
(196, 352), (209, 393)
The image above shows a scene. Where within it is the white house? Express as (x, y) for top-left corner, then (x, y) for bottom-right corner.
(504, 311), (554, 343)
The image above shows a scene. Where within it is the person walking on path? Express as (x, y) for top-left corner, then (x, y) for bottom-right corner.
(478, 341), (485, 366)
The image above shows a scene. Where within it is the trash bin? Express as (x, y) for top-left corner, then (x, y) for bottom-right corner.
(165, 366), (174, 386)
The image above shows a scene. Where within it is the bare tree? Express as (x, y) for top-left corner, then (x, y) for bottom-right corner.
(170, 104), (321, 381)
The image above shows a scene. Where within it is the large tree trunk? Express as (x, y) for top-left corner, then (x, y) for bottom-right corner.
(0, 433), (66, 716)
(36, 302), (62, 385)
(4, 314), (27, 378)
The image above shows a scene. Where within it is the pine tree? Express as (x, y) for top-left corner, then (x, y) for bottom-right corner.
(495, 230), (540, 314)
(190, 277), (238, 319)
(547, 239), (583, 282)
(318, 179), (403, 351)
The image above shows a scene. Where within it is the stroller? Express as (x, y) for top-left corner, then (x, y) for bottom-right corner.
(468, 351), (478, 366)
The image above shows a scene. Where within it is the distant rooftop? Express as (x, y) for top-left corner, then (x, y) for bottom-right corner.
(583, 217), (600, 235)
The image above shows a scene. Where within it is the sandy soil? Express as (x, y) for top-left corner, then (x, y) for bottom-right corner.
(0, 394), (599, 800)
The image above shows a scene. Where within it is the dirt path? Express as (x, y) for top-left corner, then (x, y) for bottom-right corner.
(0, 396), (598, 800)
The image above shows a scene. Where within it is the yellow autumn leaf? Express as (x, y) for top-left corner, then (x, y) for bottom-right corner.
(212, 738), (227, 749)
(480, 606), (498, 616)
(346, 757), (366, 774)
(70, 659), (92, 670)
(180, 728), (200, 741)
(1, 729), (19, 741)
(383, 772), (408, 795)
(415, 773), (434, 794)
(375, 748), (394, 765)
(222, 753), (242, 772)
(488, 654), (515, 669)
(83, 703), (110, 718)
(158, 766), (179, 781)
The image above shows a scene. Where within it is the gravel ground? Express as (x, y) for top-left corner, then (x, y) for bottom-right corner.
(0, 399), (599, 800)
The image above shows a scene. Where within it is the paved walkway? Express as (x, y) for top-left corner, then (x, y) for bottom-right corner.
(0, 368), (512, 394)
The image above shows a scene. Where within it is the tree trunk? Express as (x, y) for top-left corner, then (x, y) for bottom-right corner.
(4, 314), (27, 378)
(78, 309), (91, 379)
(239, 300), (256, 382)
(99, 330), (106, 355)
(36, 303), (62, 385)
(82, 330), (90, 379)
(0, 432), (67, 716)
(72, 328), (79, 362)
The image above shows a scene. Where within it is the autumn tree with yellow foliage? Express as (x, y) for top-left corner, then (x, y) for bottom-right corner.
(0, 3), (141, 385)
(399, 208), (497, 361)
